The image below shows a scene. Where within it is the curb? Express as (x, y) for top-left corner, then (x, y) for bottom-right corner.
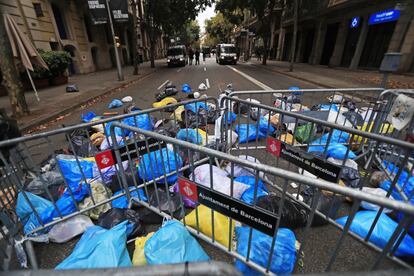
(20, 69), (157, 133)
(249, 63), (333, 88)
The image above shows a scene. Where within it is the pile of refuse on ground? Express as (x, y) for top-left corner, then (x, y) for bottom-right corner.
(13, 83), (414, 273)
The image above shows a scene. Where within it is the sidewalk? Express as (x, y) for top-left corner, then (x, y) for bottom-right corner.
(247, 59), (414, 89)
(0, 60), (163, 131)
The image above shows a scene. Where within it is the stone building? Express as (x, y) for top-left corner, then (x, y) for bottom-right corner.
(236, 0), (414, 73)
(0, 0), (166, 75)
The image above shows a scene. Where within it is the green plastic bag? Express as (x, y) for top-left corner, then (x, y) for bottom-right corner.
(294, 123), (316, 144)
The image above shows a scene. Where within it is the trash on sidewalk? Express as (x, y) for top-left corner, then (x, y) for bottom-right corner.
(181, 84), (192, 94)
(144, 220), (210, 265)
(26, 171), (64, 201)
(184, 204), (234, 246)
(257, 194), (308, 229)
(191, 164), (250, 198)
(56, 221), (132, 269)
(79, 181), (112, 220)
(97, 208), (145, 238)
(121, 96), (133, 103)
(235, 226), (296, 275)
(336, 211), (414, 257)
(66, 84), (79, 93)
(108, 99), (123, 109)
(236, 176), (268, 205)
(152, 97), (178, 109)
(132, 232), (154, 266)
(48, 215), (94, 243)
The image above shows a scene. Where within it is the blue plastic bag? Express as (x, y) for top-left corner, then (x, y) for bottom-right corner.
(223, 111), (237, 124)
(16, 192), (53, 235)
(82, 111), (99, 123)
(380, 161), (414, 201)
(112, 188), (148, 209)
(57, 155), (95, 189)
(308, 130), (355, 159)
(235, 124), (267, 143)
(123, 114), (153, 131)
(108, 99), (123, 109)
(235, 176), (269, 205)
(137, 147), (183, 184)
(56, 221), (131, 269)
(41, 182), (90, 225)
(235, 226), (296, 275)
(104, 115), (153, 137)
(380, 162), (414, 236)
(145, 220), (209, 264)
(336, 211), (414, 257)
(176, 129), (203, 145)
(184, 102), (209, 113)
(319, 104), (338, 112)
(258, 116), (275, 135)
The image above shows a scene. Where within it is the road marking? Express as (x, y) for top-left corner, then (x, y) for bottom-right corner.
(157, 80), (169, 90)
(177, 68), (182, 72)
(206, 78), (210, 88)
(226, 65), (273, 90)
(204, 67), (206, 72)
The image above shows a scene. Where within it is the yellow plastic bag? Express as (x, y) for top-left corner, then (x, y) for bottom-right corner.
(196, 128), (207, 145)
(132, 232), (154, 266)
(355, 122), (394, 143)
(184, 205), (234, 247)
(171, 106), (185, 122)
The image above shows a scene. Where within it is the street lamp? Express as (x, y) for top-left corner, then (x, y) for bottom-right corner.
(105, 0), (124, 81)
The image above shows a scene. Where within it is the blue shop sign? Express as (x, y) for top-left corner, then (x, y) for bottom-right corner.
(350, 17), (360, 28)
(369, 9), (400, 25)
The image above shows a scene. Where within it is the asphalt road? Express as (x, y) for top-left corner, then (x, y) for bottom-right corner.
(23, 57), (404, 273)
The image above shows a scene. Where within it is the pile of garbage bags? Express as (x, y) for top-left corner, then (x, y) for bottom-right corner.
(12, 87), (414, 274)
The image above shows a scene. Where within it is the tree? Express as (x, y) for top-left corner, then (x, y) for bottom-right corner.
(216, 0), (281, 65)
(175, 20), (200, 47)
(142, 0), (213, 68)
(0, 11), (29, 117)
(130, 0), (139, 75)
(204, 13), (234, 44)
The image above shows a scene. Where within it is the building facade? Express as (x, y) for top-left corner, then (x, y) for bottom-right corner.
(0, 0), (165, 75)
(239, 0), (414, 73)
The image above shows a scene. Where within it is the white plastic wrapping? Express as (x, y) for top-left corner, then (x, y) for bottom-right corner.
(48, 215), (94, 243)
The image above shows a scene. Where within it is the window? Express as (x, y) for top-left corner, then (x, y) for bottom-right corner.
(33, 3), (43, 17)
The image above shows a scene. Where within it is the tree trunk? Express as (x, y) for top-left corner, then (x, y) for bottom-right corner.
(149, 35), (155, 68)
(289, 0), (298, 72)
(0, 12), (29, 117)
(262, 36), (268, 65)
(131, 0), (139, 75)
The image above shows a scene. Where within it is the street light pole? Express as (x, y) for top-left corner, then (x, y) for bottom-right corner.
(106, 0), (124, 81)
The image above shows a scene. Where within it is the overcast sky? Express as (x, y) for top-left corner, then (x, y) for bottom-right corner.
(196, 3), (216, 33)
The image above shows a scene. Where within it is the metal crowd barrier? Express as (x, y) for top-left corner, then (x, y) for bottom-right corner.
(1, 90), (414, 274)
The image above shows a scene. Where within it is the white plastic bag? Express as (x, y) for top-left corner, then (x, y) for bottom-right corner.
(225, 155), (266, 180)
(360, 187), (393, 213)
(48, 215), (94, 243)
(190, 164), (249, 199)
(327, 157), (358, 170)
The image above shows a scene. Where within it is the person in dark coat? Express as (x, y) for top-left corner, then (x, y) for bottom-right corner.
(195, 49), (200, 65)
(188, 48), (194, 65)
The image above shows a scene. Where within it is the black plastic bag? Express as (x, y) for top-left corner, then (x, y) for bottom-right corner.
(257, 195), (308, 229)
(137, 189), (185, 224)
(68, 129), (98, 157)
(97, 208), (145, 238)
(109, 171), (141, 194)
(340, 167), (361, 188)
(343, 111), (364, 127)
(303, 191), (344, 226)
(26, 171), (64, 201)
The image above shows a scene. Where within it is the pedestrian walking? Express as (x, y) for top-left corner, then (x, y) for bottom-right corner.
(195, 49), (200, 65)
(256, 48), (262, 61)
(189, 48), (194, 65)
(202, 51), (206, 62)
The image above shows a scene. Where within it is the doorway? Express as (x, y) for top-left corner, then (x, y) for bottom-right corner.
(302, 29), (315, 63)
(91, 47), (98, 70)
(359, 21), (396, 69)
(320, 23), (339, 65)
